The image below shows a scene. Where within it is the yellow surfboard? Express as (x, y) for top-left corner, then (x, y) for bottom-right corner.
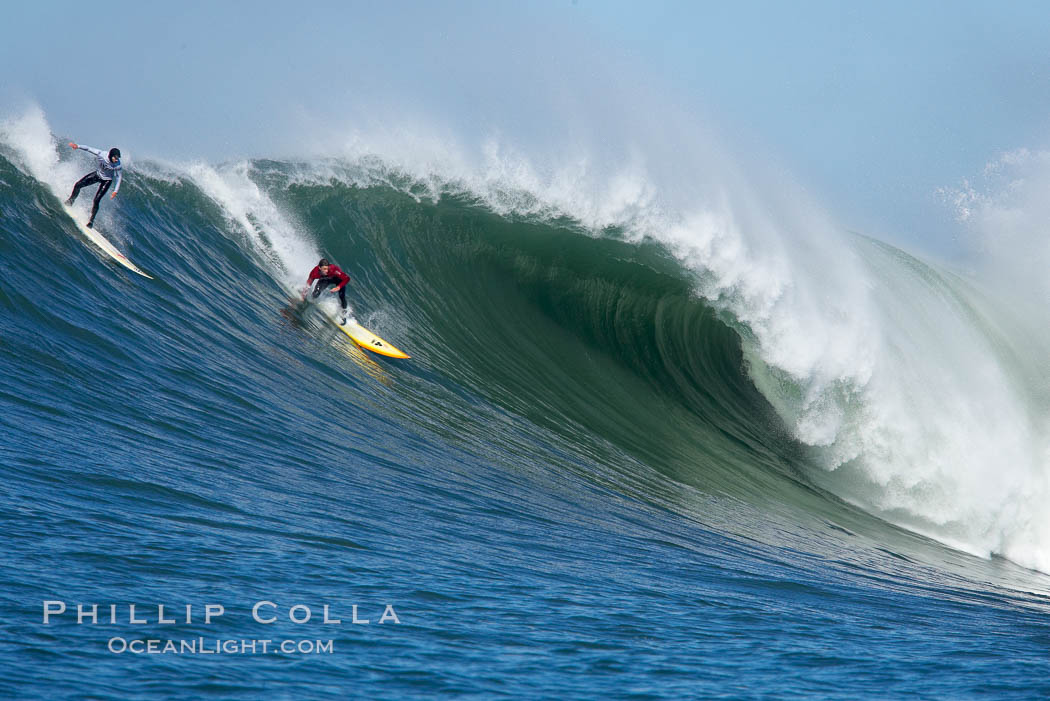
(62, 204), (152, 279)
(333, 316), (411, 359)
(334, 330), (393, 385)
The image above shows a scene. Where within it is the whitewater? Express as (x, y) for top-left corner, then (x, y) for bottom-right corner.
(4, 105), (1050, 698)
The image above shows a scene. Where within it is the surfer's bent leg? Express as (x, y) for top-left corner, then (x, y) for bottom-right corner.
(311, 280), (330, 299)
(88, 179), (112, 225)
(67, 172), (100, 205)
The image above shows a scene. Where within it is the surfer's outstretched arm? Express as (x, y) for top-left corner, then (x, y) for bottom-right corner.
(71, 143), (105, 157)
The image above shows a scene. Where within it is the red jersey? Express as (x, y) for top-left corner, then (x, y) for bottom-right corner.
(307, 264), (350, 290)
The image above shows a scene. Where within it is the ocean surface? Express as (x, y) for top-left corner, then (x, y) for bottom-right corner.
(3, 110), (1050, 699)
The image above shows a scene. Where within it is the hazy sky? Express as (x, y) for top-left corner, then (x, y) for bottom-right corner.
(5, 0), (1050, 254)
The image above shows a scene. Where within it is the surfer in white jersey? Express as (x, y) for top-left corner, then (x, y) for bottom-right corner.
(65, 142), (123, 228)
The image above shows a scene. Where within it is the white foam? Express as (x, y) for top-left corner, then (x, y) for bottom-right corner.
(1, 105), (81, 198)
(184, 160), (319, 287)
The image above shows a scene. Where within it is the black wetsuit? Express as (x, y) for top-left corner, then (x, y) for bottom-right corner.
(311, 277), (348, 309)
(68, 172), (111, 225)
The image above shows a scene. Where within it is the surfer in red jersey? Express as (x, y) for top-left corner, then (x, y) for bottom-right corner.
(302, 258), (351, 324)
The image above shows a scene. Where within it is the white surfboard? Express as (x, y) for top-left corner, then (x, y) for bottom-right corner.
(62, 204), (152, 279)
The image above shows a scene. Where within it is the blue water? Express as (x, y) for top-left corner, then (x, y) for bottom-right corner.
(3, 133), (1050, 699)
